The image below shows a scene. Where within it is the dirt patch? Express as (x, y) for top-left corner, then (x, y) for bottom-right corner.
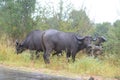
(0, 64), (118, 80)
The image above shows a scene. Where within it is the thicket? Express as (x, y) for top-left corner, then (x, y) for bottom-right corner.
(0, 0), (120, 78)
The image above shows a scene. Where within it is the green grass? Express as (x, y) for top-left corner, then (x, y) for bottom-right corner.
(0, 38), (120, 78)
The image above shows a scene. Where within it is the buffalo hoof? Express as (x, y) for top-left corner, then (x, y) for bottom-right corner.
(88, 76), (94, 80)
(44, 60), (50, 64)
(36, 55), (40, 59)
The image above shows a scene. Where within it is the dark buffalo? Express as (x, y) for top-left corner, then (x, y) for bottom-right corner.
(15, 30), (43, 59)
(41, 29), (93, 64)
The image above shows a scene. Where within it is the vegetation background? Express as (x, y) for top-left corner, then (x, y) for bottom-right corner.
(0, 0), (120, 79)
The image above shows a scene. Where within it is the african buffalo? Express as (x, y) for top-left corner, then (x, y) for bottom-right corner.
(15, 30), (43, 59)
(41, 29), (93, 64)
(86, 36), (107, 57)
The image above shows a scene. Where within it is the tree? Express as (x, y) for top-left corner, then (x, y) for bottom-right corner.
(35, 0), (73, 29)
(94, 22), (110, 37)
(113, 20), (120, 40)
(69, 9), (93, 35)
(0, 0), (36, 39)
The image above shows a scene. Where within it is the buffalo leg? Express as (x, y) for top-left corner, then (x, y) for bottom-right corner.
(35, 50), (40, 59)
(52, 52), (63, 57)
(66, 52), (71, 62)
(43, 53), (49, 64)
(71, 52), (77, 62)
(30, 51), (34, 60)
(43, 49), (52, 64)
(52, 52), (58, 56)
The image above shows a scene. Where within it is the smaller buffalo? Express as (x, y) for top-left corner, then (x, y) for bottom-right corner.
(41, 29), (93, 64)
(15, 30), (43, 59)
(94, 36), (107, 46)
(86, 45), (103, 58)
(86, 36), (107, 57)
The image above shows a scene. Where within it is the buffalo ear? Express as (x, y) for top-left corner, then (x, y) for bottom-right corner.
(15, 40), (19, 46)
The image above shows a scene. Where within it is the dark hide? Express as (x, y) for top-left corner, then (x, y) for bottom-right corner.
(15, 30), (43, 59)
(94, 36), (107, 46)
(41, 29), (93, 64)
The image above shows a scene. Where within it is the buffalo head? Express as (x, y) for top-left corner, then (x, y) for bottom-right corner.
(93, 36), (107, 46)
(76, 35), (93, 48)
(15, 40), (25, 54)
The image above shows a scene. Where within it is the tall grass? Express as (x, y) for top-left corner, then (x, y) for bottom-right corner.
(0, 35), (120, 78)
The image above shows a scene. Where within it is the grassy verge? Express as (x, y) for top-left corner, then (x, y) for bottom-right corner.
(0, 37), (120, 79)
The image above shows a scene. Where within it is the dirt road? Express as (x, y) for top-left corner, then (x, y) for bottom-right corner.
(0, 66), (81, 80)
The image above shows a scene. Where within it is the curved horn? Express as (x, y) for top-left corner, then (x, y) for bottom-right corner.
(101, 36), (107, 42)
(93, 38), (97, 41)
(76, 36), (85, 40)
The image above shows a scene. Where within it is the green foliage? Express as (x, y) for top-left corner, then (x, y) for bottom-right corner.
(113, 20), (120, 40)
(68, 57), (119, 77)
(94, 22), (111, 37)
(69, 9), (93, 35)
(0, 0), (36, 39)
(103, 23), (120, 56)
